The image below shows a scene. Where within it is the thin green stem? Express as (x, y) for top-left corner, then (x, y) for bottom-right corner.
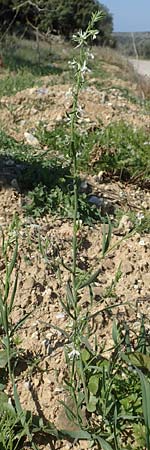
(71, 58), (83, 319)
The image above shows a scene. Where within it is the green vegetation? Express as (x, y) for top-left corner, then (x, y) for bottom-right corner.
(0, 120), (149, 220)
(0, 70), (42, 98)
(115, 32), (150, 59)
(0, 113), (149, 220)
(0, 11), (150, 450)
(0, 0), (114, 45)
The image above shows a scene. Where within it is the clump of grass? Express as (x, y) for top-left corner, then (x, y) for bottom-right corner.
(0, 70), (42, 98)
(88, 121), (150, 181)
(115, 209), (150, 235)
(37, 120), (150, 182)
(0, 119), (149, 221)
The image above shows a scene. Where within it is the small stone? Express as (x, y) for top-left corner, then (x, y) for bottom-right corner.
(55, 312), (65, 319)
(24, 380), (31, 390)
(142, 201), (149, 209)
(11, 178), (20, 192)
(23, 276), (34, 291)
(24, 132), (40, 147)
(142, 273), (150, 289)
(36, 87), (49, 95)
(97, 170), (105, 182)
(34, 378), (40, 388)
(122, 262), (134, 275)
(117, 215), (133, 235)
(31, 330), (40, 340)
(88, 195), (103, 207)
(55, 113), (63, 123)
(19, 119), (26, 126)
(101, 92), (108, 104)
(80, 180), (89, 193)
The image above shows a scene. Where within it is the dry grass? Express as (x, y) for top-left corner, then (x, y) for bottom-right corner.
(93, 45), (150, 100)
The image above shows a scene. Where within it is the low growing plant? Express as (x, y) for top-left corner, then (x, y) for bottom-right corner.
(0, 217), (58, 449)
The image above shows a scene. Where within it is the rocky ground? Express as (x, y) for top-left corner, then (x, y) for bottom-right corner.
(0, 52), (150, 449)
(0, 74), (149, 143)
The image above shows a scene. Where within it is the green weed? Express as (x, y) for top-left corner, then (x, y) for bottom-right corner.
(88, 122), (150, 180)
(0, 70), (42, 98)
(36, 121), (150, 182)
(115, 209), (150, 235)
(0, 217), (59, 449)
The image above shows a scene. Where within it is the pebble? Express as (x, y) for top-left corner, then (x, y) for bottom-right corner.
(97, 170), (105, 182)
(88, 195), (103, 207)
(24, 131), (40, 146)
(23, 276), (34, 290)
(142, 201), (149, 209)
(11, 178), (20, 192)
(122, 262), (134, 275)
(118, 214), (133, 234)
(80, 180), (89, 193)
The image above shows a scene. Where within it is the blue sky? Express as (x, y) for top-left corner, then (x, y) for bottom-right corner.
(100, 0), (150, 32)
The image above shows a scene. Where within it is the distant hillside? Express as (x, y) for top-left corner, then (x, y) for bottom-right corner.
(114, 32), (150, 59)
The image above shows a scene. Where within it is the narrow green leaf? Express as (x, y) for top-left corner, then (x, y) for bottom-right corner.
(0, 350), (8, 368)
(102, 218), (112, 257)
(87, 393), (98, 412)
(112, 320), (119, 345)
(77, 267), (101, 290)
(136, 368), (150, 449)
(60, 428), (91, 440)
(81, 348), (91, 363)
(8, 272), (18, 314)
(59, 297), (75, 320)
(95, 436), (113, 450)
(8, 239), (18, 279)
(66, 280), (75, 308)
(59, 400), (77, 422)
(88, 375), (99, 395)
(127, 352), (150, 372)
(11, 311), (33, 335)
(13, 383), (26, 426)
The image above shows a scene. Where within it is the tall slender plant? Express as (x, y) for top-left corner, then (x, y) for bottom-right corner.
(59, 10), (109, 351)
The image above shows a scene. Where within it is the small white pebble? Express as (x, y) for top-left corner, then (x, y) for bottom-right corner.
(56, 312), (65, 319)
(139, 239), (145, 246)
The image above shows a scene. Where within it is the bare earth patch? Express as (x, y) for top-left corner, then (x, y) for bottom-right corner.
(0, 79), (149, 143)
(0, 176), (150, 449)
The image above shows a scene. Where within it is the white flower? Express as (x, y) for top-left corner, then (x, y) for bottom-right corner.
(81, 60), (91, 75)
(136, 212), (144, 224)
(139, 239), (145, 246)
(68, 348), (80, 360)
(92, 30), (99, 40)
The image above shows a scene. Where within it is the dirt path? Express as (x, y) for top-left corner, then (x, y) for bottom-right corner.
(130, 58), (150, 77)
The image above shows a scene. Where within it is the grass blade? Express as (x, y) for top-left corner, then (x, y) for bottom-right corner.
(8, 272), (18, 314)
(136, 368), (150, 449)
(102, 217), (112, 257)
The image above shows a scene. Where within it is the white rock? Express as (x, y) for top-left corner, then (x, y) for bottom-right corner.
(24, 132), (40, 147)
(118, 215), (132, 234)
(97, 171), (104, 182)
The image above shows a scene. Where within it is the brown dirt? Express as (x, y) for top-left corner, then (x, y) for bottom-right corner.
(0, 79), (149, 143)
(0, 65), (150, 450)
